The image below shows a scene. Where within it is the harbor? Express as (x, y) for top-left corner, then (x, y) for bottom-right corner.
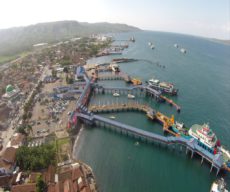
(70, 69), (230, 176)
(73, 32), (230, 192)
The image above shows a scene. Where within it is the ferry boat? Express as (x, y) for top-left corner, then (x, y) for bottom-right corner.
(188, 123), (219, 153)
(148, 78), (178, 95)
(113, 93), (120, 97)
(127, 94), (135, 99)
(210, 178), (228, 192)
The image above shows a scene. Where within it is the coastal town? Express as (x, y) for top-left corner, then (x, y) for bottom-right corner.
(0, 35), (112, 191)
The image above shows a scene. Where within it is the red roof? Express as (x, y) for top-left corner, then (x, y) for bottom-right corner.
(2, 147), (17, 163)
(11, 183), (36, 192)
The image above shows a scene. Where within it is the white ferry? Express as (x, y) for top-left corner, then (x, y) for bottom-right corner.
(148, 78), (178, 95)
(188, 123), (219, 152)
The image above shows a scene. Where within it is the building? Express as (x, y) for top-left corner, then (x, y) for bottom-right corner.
(75, 66), (85, 81)
(1, 84), (20, 101)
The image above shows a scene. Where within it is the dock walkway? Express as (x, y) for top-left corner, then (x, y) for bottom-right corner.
(75, 112), (224, 175)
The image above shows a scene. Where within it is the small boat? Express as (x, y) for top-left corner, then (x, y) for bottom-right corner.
(150, 45), (155, 49)
(127, 94), (135, 99)
(174, 44), (179, 48)
(109, 116), (116, 119)
(180, 48), (186, 54)
(110, 63), (120, 72)
(113, 93), (120, 97)
(171, 121), (191, 139)
(130, 37), (135, 42)
(148, 42), (152, 46)
(134, 141), (139, 146)
(210, 178), (228, 192)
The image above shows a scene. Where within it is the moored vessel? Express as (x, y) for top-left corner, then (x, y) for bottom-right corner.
(131, 78), (142, 85)
(127, 94), (135, 99)
(210, 178), (228, 192)
(109, 63), (120, 72)
(171, 121), (191, 139)
(188, 123), (219, 153)
(148, 78), (178, 95)
(113, 93), (120, 97)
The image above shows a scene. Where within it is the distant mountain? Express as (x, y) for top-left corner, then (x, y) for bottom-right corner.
(0, 20), (140, 57)
(210, 38), (230, 45)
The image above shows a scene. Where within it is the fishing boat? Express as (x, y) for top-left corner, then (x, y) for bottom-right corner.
(148, 78), (178, 95)
(127, 94), (135, 99)
(113, 93), (120, 97)
(210, 178), (228, 192)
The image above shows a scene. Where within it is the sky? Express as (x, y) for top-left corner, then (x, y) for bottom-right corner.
(0, 0), (229, 39)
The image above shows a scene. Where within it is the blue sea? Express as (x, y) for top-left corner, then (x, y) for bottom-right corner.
(74, 31), (230, 192)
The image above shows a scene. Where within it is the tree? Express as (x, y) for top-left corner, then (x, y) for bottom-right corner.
(16, 144), (56, 171)
(51, 69), (57, 78)
(16, 126), (27, 135)
(36, 174), (47, 192)
(63, 66), (69, 73)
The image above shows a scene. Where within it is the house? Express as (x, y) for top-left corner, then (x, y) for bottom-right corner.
(75, 66), (85, 81)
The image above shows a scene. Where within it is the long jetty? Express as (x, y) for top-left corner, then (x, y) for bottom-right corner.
(75, 111), (224, 175)
(89, 102), (178, 137)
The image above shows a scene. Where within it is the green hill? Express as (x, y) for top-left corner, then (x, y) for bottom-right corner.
(0, 20), (140, 58)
